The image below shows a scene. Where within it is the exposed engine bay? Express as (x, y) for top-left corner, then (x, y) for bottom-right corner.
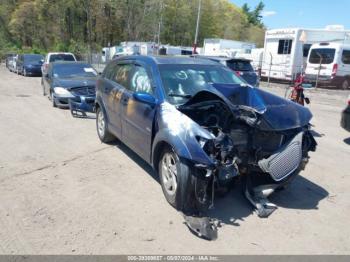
(177, 95), (317, 240)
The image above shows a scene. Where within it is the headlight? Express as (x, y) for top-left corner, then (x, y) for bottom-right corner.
(54, 87), (71, 96)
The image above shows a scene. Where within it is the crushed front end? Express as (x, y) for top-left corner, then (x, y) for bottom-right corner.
(174, 85), (317, 239)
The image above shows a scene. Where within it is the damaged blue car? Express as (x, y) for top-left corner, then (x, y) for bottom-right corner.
(42, 62), (98, 117)
(95, 56), (317, 240)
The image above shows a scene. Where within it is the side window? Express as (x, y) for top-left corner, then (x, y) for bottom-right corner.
(342, 50), (350, 64)
(114, 64), (133, 88)
(129, 65), (152, 94)
(278, 39), (292, 54)
(103, 62), (117, 80)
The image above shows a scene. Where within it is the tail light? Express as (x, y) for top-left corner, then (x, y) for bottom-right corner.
(347, 95), (350, 105)
(331, 64), (338, 78)
(235, 71), (243, 76)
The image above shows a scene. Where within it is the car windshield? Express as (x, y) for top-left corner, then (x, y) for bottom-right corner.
(24, 54), (44, 63)
(53, 64), (97, 78)
(309, 48), (335, 64)
(49, 54), (75, 63)
(159, 64), (244, 105)
(226, 60), (254, 71)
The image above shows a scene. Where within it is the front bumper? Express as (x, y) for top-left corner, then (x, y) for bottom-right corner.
(25, 67), (42, 76)
(53, 93), (95, 113)
(341, 106), (350, 132)
(69, 96), (95, 113)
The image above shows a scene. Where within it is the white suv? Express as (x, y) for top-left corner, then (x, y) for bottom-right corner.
(41, 52), (77, 75)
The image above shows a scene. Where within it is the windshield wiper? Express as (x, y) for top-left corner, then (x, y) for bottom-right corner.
(168, 92), (192, 98)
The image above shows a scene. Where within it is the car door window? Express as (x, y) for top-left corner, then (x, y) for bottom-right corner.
(129, 64), (153, 94)
(114, 64), (133, 89)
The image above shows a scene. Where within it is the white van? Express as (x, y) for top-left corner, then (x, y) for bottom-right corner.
(305, 43), (350, 89)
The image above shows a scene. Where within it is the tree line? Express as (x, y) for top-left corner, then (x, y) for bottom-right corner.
(0, 0), (266, 57)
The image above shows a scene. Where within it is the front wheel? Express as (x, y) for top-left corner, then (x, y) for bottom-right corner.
(158, 147), (192, 211)
(96, 107), (116, 143)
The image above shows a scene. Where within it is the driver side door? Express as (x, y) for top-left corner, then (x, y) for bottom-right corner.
(120, 62), (157, 162)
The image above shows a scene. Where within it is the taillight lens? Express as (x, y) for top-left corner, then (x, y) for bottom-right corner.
(332, 64), (338, 78)
(235, 71), (243, 76)
(347, 95), (350, 105)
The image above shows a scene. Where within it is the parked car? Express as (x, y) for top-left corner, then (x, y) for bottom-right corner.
(341, 95), (350, 132)
(42, 62), (97, 116)
(305, 42), (350, 89)
(16, 54), (44, 76)
(192, 55), (259, 86)
(41, 52), (77, 76)
(6, 55), (16, 72)
(7, 54), (18, 73)
(5, 54), (16, 69)
(95, 56), (316, 239)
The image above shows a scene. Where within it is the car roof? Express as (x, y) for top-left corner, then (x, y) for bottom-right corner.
(47, 52), (74, 55)
(115, 55), (221, 66)
(51, 61), (90, 66)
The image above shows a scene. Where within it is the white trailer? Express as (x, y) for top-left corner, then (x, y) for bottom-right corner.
(203, 38), (256, 57)
(261, 26), (350, 81)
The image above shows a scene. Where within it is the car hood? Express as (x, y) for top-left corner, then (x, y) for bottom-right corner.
(53, 77), (97, 89)
(181, 83), (313, 131)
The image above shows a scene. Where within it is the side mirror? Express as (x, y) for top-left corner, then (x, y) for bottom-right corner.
(133, 92), (157, 106)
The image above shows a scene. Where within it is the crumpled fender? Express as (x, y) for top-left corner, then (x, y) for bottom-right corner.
(151, 102), (215, 168)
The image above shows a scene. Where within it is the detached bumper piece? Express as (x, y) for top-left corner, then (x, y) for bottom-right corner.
(69, 96), (95, 118)
(183, 215), (219, 241)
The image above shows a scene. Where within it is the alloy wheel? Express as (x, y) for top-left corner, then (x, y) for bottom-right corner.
(160, 152), (178, 196)
(97, 109), (105, 138)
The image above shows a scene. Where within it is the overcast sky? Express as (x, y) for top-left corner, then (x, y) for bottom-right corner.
(231, 0), (350, 30)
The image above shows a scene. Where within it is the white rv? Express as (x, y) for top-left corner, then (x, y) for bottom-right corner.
(261, 27), (350, 81)
(203, 38), (256, 57)
(305, 42), (350, 89)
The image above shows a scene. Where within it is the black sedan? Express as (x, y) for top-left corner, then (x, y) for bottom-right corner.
(341, 95), (350, 132)
(42, 62), (98, 117)
(17, 54), (44, 76)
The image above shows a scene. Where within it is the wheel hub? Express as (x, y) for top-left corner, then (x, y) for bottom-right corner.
(161, 153), (178, 196)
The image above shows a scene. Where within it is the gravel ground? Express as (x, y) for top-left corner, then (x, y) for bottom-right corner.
(0, 64), (349, 254)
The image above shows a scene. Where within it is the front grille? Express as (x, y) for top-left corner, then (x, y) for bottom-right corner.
(258, 132), (303, 181)
(70, 86), (95, 96)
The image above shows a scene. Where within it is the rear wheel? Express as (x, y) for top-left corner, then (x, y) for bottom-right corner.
(342, 79), (349, 90)
(96, 107), (116, 143)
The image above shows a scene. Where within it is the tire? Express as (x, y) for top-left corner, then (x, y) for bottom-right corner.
(158, 147), (191, 211)
(96, 107), (116, 143)
(342, 79), (349, 90)
(51, 92), (57, 107)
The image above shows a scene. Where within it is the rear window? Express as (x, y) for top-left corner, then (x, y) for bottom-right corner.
(226, 60), (254, 71)
(49, 54), (75, 63)
(309, 48), (335, 64)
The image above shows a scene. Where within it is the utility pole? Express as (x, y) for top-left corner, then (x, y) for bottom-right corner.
(193, 0), (202, 54)
(157, 0), (164, 55)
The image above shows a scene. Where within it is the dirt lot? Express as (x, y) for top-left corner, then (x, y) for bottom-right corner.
(0, 64), (349, 254)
